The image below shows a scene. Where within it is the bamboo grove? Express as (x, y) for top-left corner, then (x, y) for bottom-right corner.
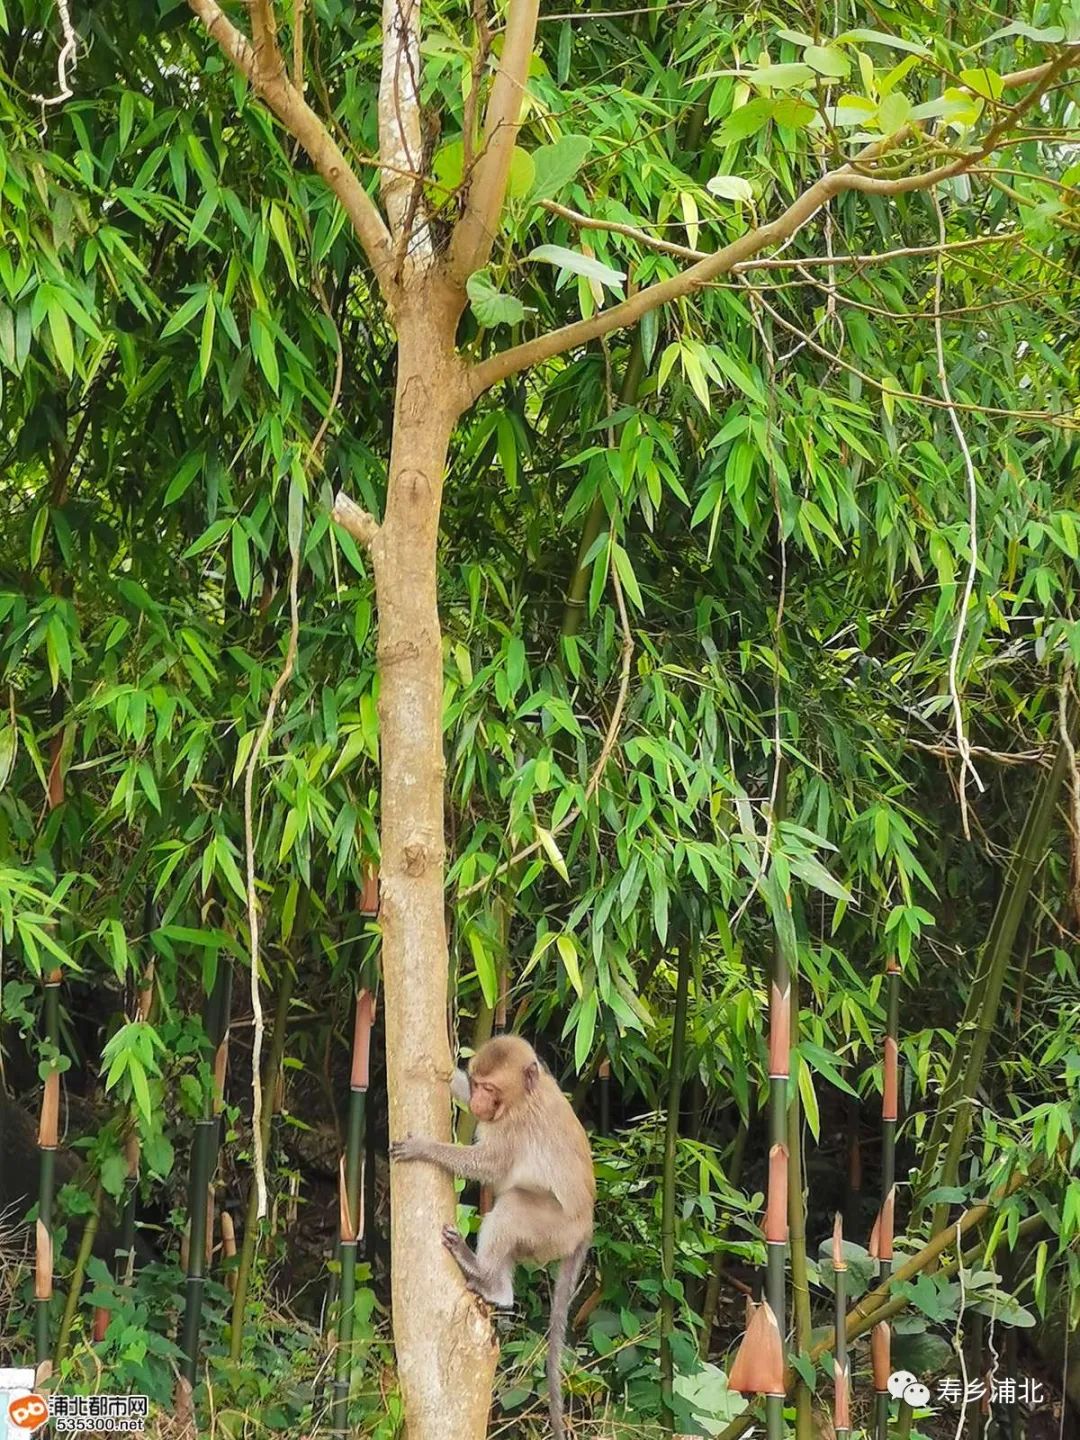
(1, 0), (1080, 1437)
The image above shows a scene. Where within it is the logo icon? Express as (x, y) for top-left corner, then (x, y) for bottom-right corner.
(7, 1392), (49, 1434)
(888, 1370), (931, 1406)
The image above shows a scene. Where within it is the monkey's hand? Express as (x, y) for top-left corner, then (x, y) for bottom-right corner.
(390, 1136), (429, 1164)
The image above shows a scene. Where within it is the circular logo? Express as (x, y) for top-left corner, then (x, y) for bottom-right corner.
(8, 1391), (50, 1433)
(887, 1369), (918, 1399)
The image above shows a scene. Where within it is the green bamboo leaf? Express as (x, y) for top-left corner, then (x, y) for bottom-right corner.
(47, 300), (74, 376)
(796, 1055), (820, 1140)
(611, 543), (643, 612)
(268, 201), (299, 285)
(198, 290), (216, 382)
(468, 927), (499, 1007)
(574, 989), (598, 1072)
(537, 825), (569, 882)
(231, 521), (251, 599)
(161, 287), (209, 339)
(556, 934), (583, 996)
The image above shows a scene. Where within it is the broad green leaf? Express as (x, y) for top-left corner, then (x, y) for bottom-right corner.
(528, 245), (626, 290)
(959, 67), (1005, 101)
(507, 146), (536, 199)
(877, 90), (913, 134)
(528, 135), (592, 202)
(980, 21), (1064, 45)
(804, 45), (850, 78)
(467, 271), (528, 328)
(716, 97), (775, 142)
(432, 138), (464, 194)
(837, 27), (930, 56)
(707, 174), (753, 203)
(748, 63), (815, 91)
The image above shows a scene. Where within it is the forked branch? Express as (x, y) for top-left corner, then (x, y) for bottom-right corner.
(447, 0), (542, 283)
(186, 0), (397, 296)
(466, 50), (1078, 397)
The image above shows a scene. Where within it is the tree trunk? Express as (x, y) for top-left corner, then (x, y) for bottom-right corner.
(374, 290), (496, 1438)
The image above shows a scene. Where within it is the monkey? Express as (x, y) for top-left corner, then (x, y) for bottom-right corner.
(390, 1035), (594, 1440)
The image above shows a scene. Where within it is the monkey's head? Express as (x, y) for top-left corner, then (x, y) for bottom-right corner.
(466, 1036), (540, 1122)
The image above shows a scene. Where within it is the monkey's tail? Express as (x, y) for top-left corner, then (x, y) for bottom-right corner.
(547, 1240), (589, 1440)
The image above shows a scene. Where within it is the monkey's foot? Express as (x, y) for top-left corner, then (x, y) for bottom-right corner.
(441, 1224), (472, 1261)
(466, 1280), (515, 1312)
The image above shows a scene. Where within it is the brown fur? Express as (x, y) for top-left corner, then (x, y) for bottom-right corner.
(391, 1035), (594, 1437)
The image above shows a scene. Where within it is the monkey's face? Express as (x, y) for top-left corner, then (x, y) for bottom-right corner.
(467, 1072), (504, 1123)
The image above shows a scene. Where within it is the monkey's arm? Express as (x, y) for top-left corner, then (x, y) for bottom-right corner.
(391, 1136), (505, 1184)
(450, 1068), (471, 1109)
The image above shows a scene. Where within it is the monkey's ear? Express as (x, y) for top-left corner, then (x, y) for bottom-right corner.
(523, 1060), (540, 1094)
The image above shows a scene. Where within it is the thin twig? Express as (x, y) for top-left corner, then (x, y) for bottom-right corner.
(540, 200), (1026, 272)
(731, 286), (1074, 427)
(32, 0), (78, 107)
(242, 254), (344, 1222)
(906, 737), (1047, 767)
(242, 530), (300, 1222)
(952, 1221), (968, 1440)
(933, 192), (984, 838)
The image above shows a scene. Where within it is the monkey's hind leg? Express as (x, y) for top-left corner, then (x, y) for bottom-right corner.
(442, 1215), (515, 1308)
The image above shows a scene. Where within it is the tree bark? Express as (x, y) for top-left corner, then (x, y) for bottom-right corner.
(371, 286), (496, 1438)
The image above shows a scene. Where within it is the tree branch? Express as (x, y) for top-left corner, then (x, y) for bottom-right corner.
(540, 200), (1024, 272)
(186, 0), (397, 297)
(466, 50), (1078, 398)
(447, 0), (541, 284)
(379, 0), (433, 269)
(331, 491), (380, 549)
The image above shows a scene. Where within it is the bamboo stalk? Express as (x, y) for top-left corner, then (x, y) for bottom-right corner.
(871, 1320), (891, 1438)
(765, 926), (792, 1437)
(179, 959), (231, 1392)
(699, 1118), (749, 1358)
(54, 1183), (102, 1366)
(35, 968), (62, 1372)
(917, 727), (1072, 1225)
(871, 956), (900, 1440)
(331, 988), (375, 1437)
(229, 959), (297, 1359)
(786, 970), (812, 1440)
(711, 1210), (1045, 1440)
(117, 954), (155, 1287)
(659, 944), (691, 1430)
(597, 1056), (611, 1138)
(832, 1216), (849, 1440)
